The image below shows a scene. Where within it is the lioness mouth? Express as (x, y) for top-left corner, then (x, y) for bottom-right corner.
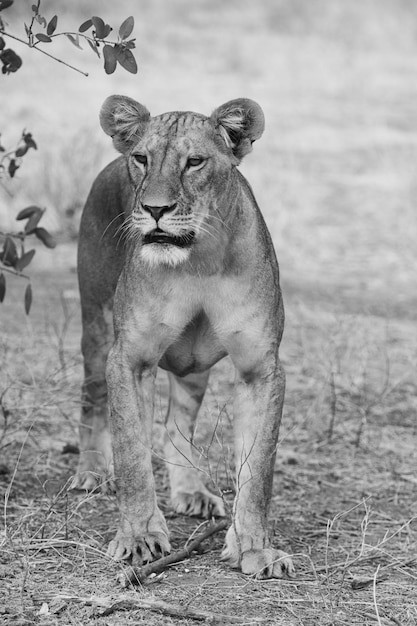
(143, 229), (195, 247)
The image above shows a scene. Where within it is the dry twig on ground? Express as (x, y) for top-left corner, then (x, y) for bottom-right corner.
(117, 518), (229, 587)
(33, 591), (266, 623)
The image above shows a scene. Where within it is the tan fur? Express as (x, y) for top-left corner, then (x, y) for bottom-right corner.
(73, 96), (294, 579)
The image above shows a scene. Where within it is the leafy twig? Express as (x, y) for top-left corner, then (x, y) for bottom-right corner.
(0, 29), (88, 75)
(0, 1), (137, 75)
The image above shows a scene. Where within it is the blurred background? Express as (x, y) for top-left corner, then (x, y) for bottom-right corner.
(1, 0), (416, 319)
(0, 0), (417, 312)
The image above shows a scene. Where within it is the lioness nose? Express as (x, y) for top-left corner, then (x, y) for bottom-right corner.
(142, 203), (177, 221)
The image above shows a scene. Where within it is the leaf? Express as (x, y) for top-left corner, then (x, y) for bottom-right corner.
(15, 145), (29, 157)
(0, 37), (5, 51)
(24, 133), (36, 146)
(36, 15), (47, 28)
(35, 33), (52, 43)
(34, 227), (56, 249)
(0, 273), (5, 303)
(0, 0), (14, 11)
(31, 4), (37, 12)
(119, 16), (134, 40)
(24, 283), (32, 315)
(17, 205), (42, 221)
(15, 249), (36, 272)
(87, 39), (100, 58)
(47, 15), (58, 36)
(103, 45), (117, 74)
(23, 132), (37, 150)
(91, 16), (106, 39)
(115, 46), (137, 74)
(123, 38), (136, 51)
(2, 236), (18, 267)
(8, 159), (19, 177)
(79, 18), (93, 33)
(66, 33), (82, 50)
(24, 207), (44, 234)
(0, 48), (22, 74)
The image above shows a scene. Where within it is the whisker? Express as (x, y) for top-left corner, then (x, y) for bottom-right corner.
(114, 215), (138, 248)
(115, 215), (132, 238)
(126, 223), (142, 245)
(100, 211), (125, 241)
(194, 209), (230, 232)
(191, 222), (217, 242)
(190, 217), (218, 236)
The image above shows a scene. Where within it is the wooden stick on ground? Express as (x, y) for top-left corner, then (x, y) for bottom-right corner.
(32, 592), (266, 623)
(118, 518), (229, 587)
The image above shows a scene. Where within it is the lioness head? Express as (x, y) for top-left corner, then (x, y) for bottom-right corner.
(100, 95), (265, 267)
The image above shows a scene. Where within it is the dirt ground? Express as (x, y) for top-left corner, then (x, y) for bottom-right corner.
(0, 244), (415, 626)
(1, 0), (417, 624)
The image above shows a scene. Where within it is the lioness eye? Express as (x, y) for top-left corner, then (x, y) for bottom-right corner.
(133, 154), (147, 166)
(187, 157), (204, 168)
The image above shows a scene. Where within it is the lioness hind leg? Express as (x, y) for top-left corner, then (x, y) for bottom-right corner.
(164, 371), (225, 518)
(71, 310), (114, 493)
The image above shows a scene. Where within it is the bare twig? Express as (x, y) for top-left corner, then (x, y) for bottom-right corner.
(118, 518), (228, 587)
(351, 571), (389, 590)
(32, 592), (265, 623)
(373, 565), (383, 626)
(0, 264), (30, 280)
(327, 370), (337, 442)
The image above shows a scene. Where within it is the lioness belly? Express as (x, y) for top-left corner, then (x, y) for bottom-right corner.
(159, 311), (227, 377)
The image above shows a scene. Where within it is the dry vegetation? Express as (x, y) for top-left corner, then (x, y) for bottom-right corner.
(1, 0), (416, 624)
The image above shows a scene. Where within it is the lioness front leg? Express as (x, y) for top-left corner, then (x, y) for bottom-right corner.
(164, 371), (225, 518)
(106, 342), (170, 565)
(221, 339), (294, 579)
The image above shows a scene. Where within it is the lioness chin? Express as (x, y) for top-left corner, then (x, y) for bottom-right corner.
(73, 95), (294, 579)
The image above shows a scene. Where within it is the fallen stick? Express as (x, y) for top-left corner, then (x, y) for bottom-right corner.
(32, 592), (266, 623)
(118, 518), (229, 587)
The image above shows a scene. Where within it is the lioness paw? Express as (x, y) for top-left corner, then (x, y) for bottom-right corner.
(70, 470), (115, 494)
(172, 490), (225, 518)
(241, 548), (294, 580)
(71, 450), (114, 494)
(107, 530), (171, 565)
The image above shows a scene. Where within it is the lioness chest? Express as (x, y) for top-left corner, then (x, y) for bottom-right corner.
(160, 310), (227, 376)
(117, 269), (263, 378)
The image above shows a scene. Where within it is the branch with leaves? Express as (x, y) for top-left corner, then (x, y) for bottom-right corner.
(0, 206), (56, 314)
(0, 0), (138, 313)
(0, 129), (37, 179)
(0, 129), (56, 314)
(0, 0), (138, 75)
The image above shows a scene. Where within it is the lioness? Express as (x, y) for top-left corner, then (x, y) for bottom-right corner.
(73, 95), (294, 579)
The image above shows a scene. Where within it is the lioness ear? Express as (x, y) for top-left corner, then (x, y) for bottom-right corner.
(100, 95), (150, 154)
(211, 98), (265, 162)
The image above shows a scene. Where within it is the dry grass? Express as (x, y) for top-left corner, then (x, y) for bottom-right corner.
(0, 262), (415, 625)
(1, 0), (417, 624)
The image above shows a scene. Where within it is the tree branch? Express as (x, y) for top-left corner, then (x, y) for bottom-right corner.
(0, 30), (89, 76)
(118, 518), (228, 587)
(32, 592), (266, 624)
(0, 265), (29, 280)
